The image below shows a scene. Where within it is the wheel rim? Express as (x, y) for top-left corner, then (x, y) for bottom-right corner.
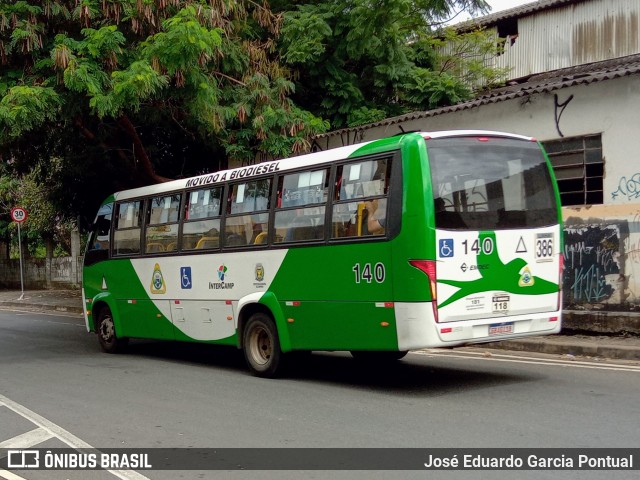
(248, 324), (272, 366)
(100, 314), (115, 345)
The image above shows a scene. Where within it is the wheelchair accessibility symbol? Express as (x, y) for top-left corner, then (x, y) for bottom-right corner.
(439, 239), (454, 258)
(181, 267), (192, 289)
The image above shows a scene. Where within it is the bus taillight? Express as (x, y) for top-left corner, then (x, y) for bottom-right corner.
(409, 260), (439, 322)
(559, 253), (564, 282)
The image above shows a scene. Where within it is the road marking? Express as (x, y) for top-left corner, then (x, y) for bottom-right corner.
(0, 314), (83, 326)
(0, 394), (150, 480)
(0, 428), (54, 449)
(413, 349), (640, 372)
(0, 468), (28, 480)
(437, 348), (640, 369)
(0, 308), (82, 319)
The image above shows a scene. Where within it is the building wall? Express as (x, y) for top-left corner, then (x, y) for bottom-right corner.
(322, 76), (640, 207)
(488, 0), (640, 80)
(317, 75), (640, 319)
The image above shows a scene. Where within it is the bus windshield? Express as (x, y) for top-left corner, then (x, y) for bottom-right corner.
(428, 137), (558, 230)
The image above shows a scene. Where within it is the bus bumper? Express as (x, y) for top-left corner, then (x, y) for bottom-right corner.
(395, 302), (562, 351)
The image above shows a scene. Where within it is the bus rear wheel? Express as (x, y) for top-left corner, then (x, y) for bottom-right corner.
(243, 313), (283, 378)
(350, 350), (408, 361)
(97, 306), (128, 354)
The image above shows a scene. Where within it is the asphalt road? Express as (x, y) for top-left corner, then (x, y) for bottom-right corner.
(1, 307), (639, 480)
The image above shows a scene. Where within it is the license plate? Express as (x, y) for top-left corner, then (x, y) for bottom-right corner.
(489, 322), (514, 336)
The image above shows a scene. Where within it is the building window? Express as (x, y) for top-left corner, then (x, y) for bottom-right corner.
(542, 134), (603, 206)
(496, 17), (518, 52)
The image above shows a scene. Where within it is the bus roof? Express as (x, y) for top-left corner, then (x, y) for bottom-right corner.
(112, 130), (534, 202)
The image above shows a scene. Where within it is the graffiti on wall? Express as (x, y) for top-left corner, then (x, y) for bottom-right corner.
(563, 225), (624, 305)
(611, 173), (640, 201)
(553, 93), (574, 138)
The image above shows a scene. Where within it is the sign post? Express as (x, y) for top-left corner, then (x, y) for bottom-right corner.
(10, 207), (28, 300)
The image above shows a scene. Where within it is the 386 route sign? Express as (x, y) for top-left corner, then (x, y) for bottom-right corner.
(10, 207), (28, 223)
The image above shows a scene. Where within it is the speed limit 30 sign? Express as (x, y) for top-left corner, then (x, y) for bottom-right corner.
(11, 207), (28, 223)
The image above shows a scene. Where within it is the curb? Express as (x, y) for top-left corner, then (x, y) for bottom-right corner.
(0, 300), (84, 315)
(482, 338), (640, 360)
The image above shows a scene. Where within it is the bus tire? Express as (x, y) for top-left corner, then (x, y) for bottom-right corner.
(97, 306), (128, 354)
(350, 350), (408, 361)
(243, 313), (283, 378)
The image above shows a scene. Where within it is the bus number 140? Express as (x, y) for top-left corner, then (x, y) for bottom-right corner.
(462, 237), (494, 255)
(353, 263), (386, 284)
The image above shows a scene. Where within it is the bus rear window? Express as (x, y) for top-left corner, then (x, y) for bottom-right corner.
(427, 137), (557, 230)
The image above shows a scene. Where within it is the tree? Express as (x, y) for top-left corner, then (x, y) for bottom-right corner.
(1, 0), (505, 237)
(0, 163), (19, 258)
(0, 1), (329, 201)
(275, 0), (504, 128)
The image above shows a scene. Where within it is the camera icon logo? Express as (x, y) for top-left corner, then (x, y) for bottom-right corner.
(7, 450), (40, 469)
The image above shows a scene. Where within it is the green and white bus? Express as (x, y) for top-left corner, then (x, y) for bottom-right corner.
(83, 131), (563, 377)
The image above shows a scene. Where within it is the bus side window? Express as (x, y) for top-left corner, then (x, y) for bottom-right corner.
(85, 203), (113, 266)
(113, 200), (143, 255)
(145, 194), (181, 253)
(183, 187), (222, 251)
(274, 168), (328, 243)
(89, 203), (112, 251)
(225, 179), (271, 247)
(332, 158), (390, 238)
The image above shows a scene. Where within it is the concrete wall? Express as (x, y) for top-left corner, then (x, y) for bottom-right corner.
(0, 256), (82, 289)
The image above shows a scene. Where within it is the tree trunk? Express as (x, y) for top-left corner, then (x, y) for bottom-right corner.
(45, 237), (54, 259)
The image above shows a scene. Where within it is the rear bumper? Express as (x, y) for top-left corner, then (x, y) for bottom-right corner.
(395, 302), (561, 351)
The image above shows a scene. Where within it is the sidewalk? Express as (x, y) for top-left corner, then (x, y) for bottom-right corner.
(1, 289), (639, 361)
(0, 289), (84, 315)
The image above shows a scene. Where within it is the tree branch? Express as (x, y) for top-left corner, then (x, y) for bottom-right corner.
(74, 117), (133, 169)
(116, 115), (171, 184)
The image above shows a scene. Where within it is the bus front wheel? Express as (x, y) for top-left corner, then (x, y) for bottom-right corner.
(97, 306), (128, 354)
(243, 313), (283, 378)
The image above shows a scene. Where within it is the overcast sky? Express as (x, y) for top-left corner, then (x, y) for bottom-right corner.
(486, 0), (533, 13)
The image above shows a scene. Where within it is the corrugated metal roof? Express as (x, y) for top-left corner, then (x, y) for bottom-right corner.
(456, 0), (586, 31)
(315, 53), (640, 139)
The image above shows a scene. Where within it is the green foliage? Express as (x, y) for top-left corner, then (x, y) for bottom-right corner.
(276, 0), (499, 128)
(0, 0), (333, 245)
(346, 107), (388, 128)
(0, 0), (506, 253)
(0, 86), (61, 138)
(427, 26), (510, 90)
(0, 165), (20, 247)
(402, 70), (471, 109)
(1, 1), (329, 183)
